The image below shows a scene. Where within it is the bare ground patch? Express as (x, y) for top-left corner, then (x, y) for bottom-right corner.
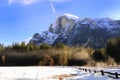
(48, 74), (73, 80)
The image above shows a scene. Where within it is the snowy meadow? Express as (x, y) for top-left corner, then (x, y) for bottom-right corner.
(0, 66), (119, 80)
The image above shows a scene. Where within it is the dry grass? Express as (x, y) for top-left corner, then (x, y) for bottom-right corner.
(1, 47), (118, 66)
(48, 74), (73, 80)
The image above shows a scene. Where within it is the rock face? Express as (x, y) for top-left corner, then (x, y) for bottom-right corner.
(29, 13), (120, 48)
(49, 13), (78, 34)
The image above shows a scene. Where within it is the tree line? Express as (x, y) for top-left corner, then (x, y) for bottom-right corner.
(0, 37), (120, 66)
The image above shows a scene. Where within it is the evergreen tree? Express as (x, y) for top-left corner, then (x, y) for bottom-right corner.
(0, 43), (4, 52)
(20, 42), (26, 52)
(40, 43), (50, 49)
(106, 38), (120, 64)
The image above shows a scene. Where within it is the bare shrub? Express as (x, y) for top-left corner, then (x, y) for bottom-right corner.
(1, 55), (6, 64)
(72, 49), (90, 60)
(85, 59), (96, 67)
(59, 56), (66, 66)
(107, 57), (117, 67)
(38, 60), (44, 66)
(39, 55), (54, 66)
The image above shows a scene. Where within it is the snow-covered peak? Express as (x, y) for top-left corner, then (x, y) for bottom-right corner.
(29, 31), (58, 45)
(59, 13), (79, 20)
(29, 13), (120, 47)
(76, 17), (119, 30)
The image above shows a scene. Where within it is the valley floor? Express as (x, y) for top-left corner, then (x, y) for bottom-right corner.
(0, 66), (119, 80)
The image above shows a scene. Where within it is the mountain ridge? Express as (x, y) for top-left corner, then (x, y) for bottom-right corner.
(28, 13), (120, 48)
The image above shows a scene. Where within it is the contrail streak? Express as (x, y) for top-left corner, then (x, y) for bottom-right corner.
(48, 0), (56, 15)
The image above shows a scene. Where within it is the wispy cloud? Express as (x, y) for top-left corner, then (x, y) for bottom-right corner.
(48, 0), (70, 14)
(8, 0), (70, 5)
(50, 0), (70, 2)
(49, 0), (56, 14)
(8, 0), (39, 5)
(8, 0), (71, 14)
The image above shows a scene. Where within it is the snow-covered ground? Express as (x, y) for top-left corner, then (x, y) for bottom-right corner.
(0, 66), (119, 80)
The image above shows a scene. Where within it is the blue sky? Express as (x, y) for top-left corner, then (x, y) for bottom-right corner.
(0, 0), (120, 45)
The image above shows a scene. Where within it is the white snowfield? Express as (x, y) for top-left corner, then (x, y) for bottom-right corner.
(0, 66), (119, 80)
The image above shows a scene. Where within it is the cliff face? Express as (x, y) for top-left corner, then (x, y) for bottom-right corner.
(29, 13), (120, 48)
(49, 13), (78, 34)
